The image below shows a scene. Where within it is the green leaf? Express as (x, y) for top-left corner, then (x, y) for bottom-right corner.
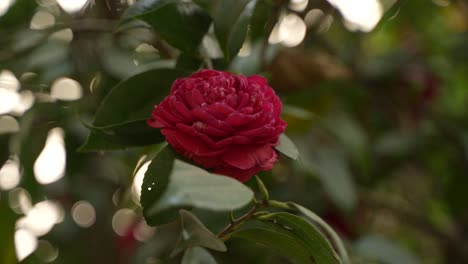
(258, 212), (340, 264)
(93, 68), (187, 127)
(291, 203), (350, 264)
(232, 221), (314, 264)
(122, 0), (211, 53)
(213, 0), (257, 61)
(354, 235), (420, 264)
(0, 197), (18, 264)
(141, 145), (177, 226)
(0, 0), (37, 30)
(145, 160), (254, 225)
(176, 53), (203, 71)
(250, 0), (274, 42)
(79, 120), (165, 151)
(0, 135), (10, 167)
(301, 146), (357, 211)
(275, 134), (299, 160)
(172, 210), (226, 256)
(182, 247), (217, 264)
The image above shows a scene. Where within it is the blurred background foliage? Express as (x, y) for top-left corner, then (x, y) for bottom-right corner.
(1, 0), (468, 263)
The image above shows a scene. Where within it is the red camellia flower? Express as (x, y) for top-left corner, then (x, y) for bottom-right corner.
(147, 70), (286, 182)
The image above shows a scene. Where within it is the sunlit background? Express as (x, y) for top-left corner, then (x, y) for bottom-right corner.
(1, 0), (468, 263)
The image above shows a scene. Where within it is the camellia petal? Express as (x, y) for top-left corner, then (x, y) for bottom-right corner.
(148, 70), (286, 182)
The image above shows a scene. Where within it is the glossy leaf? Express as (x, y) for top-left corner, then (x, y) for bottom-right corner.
(141, 145), (177, 226)
(259, 212), (340, 264)
(275, 134), (299, 160)
(79, 120), (165, 151)
(291, 203), (350, 264)
(182, 247), (217, 264)
(232, 221), (314, 264)
(213, 0), (257, 61)
(93, 68), (187, 127)
(122, 0), (211, 52)
(172, 210), (226, 256)
(145, 160), (254, 225)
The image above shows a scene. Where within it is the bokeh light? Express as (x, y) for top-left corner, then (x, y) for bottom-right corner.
(132, 161), (150, 204)
(0, 0), (13, 17)
(16, 200), (64, 236)
(35, 240), (59, 263)
(0, 158), (21, 190)
(30, 11), (55, 30)
(112, 208), (137, 236)
(326, 0), (383, 32)
(0, 70), (20, 115)
(56, 0), (89, 14)
(11, 90), (35, 115)
(15, 229), (38, 261)
(34, 128), (66, 185)
(269, 14), (307, 47)
(0, 115), (19, 134)
(8, 188), (32, 214)
(50, 77), (83, 101)
(71, 201), (96, 228)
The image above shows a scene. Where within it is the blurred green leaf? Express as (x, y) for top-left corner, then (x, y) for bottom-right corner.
(145, 160), (254, 225)
(354, 235), (420, 264)
(258, 212), (340, 264)
(213, 0), (257, 61)
(0, 196), (17, 264)
(176, 53), (203, 71)
(141, 145), (177, 225)
(182, 247), (217, 264)
(249, 0), (274, 42)
(0, 0), (37, 30)
(93, 68), (187, 127)
(232, 221), (314, 264)
(291, 203), (350, 264)
(172, 210), (226, 256)
(121, 0), (211, 53)
(275, 134), (299, 160)
(302, 146), (357, 211)
(0, 135), (10, 167)
(79, 120), (165, 151)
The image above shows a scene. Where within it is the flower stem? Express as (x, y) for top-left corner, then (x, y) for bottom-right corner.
(217, 204), (260, 240)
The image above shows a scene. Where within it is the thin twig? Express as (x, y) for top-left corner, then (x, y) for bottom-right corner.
(217, 203), (262, 240)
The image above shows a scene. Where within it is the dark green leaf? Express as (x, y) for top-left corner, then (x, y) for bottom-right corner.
(258, 212), (340, 264)
(275, 134), (299, 160)
(145, 160), (254, 225)
(176, 53), (203, 71)
(0, 196), (18, 264)
(141, 145), (177, 226)
(232, 221), (314, 264)
(0, 135), (10, 167)
(78, 120), (165, 152)
(172, 210), (226, 256)
(291, 203), (350, 264)
(93, 68), (187, 127)
(213, 0), (257, 61)
(122, 0), (211, 53)
(250, 0), (274, 42)
(0, 0), (37, 30)
(182, 247), (217, 264)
